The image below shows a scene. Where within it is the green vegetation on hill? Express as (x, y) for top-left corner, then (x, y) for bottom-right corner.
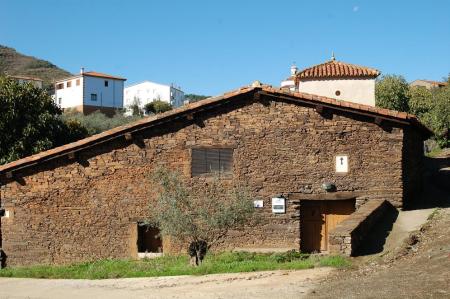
(61, 109), (143, 136)
(185, 94), (209, 103)
(0, 251), (349, 279)
(0, 45), (72, 92)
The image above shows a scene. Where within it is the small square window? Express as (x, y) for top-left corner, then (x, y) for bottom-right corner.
(76, 79), (80, 86)
(91, 93), (97, 101)
(104, 80), (109, 87)
(67, 81), (72, 88)
(56, 83), (64, 90)
(58, 98), (62, 105)
(191, 148), (233, 176)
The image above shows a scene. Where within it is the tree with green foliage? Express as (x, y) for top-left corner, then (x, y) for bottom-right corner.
(0, 76), (88, 164)
(375, 75), (410, 112)
(144, 100), (172, 115)
(408, 86), (433, 117)
(421, 85), (450, 147)
(61, 109), (142, 136)
(149, 168), (255, 266)
(185, 94), (209, 103)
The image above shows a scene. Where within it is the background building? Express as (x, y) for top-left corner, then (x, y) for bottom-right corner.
(410, 79), (448, 90)
(10, 75), (43, 88)
(54, 69), (126, 116)
(281, 55), (380, 106)
(124, 81), (185, 113)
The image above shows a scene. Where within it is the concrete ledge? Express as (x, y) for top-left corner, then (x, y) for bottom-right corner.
(329, 199), (395, 256)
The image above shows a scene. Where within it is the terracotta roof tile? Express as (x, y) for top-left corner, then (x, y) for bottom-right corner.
(82, 72), (126, 81)
(296, 59), (380, 80)
(0, 84), (431, 175)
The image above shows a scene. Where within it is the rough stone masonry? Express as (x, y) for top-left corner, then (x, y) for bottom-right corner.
(0, 86), (429, 266)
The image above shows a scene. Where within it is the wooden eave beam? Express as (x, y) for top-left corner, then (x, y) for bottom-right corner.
(124, 132), (133, 141)
(259, 91), (410, 126)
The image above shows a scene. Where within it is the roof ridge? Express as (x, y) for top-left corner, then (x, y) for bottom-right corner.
(296, 59), (380, 79)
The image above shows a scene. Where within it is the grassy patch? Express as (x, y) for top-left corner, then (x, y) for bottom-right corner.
(425, 147), (444, 158)
(427, 208), (441, 221)
(0, 251), (350, 279)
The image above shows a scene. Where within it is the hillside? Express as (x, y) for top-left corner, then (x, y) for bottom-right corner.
(0, 45), (72, 91)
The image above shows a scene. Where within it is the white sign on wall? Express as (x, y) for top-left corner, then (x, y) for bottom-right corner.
(271, 197), (286, 214)
(253, 200), (264, 208)
(336, 155), (349, 173)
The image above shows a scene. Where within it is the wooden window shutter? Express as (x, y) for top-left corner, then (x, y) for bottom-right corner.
(219, 148), (233, 173)
(192, 148), (207, 176)
(191, 148), (233, 176)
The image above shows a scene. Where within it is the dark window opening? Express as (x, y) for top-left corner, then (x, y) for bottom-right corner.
(104, 80), (109, 87)
(191, 148), (233, 176)
(137, 223), (162, 253)
(91, 93), (97, 101)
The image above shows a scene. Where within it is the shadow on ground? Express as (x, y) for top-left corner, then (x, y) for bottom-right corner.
(354, 154), (449, 257)
(354, 207), (399, 256)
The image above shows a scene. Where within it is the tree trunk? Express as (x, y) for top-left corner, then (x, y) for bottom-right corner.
(188, 240), (207, 266)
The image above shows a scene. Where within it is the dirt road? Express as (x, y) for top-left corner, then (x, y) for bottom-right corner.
(0, 267), (332, 299)
(308, 207), (450, 299)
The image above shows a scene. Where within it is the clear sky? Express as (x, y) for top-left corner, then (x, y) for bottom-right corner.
(1, 0), (449, 95)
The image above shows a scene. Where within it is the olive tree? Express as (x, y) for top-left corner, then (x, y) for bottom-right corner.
(144, 100), (172, 115)
(149, 168), (255, 266)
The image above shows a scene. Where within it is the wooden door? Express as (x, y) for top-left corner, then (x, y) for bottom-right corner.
(301, 200), (355, 253)
(325, 200), (355, 235)
(300, 201), (326, 252)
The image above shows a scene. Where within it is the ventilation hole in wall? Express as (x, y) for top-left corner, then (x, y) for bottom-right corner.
(335, 90), (341, 96)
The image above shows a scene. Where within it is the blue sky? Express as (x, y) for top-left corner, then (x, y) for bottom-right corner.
(1, 0), (449, 95)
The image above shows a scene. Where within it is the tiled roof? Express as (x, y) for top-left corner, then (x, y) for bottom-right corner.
(296, 59), (380, 79)
(411, 80), (448, 87)
(0, 84), (431, 175)
(82, 72), (126, 81)
(54, 71), (126, 83)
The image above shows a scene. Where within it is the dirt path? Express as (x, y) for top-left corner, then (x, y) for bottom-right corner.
(382, 208), (434, 253)
(0, 267), (332, 299)
(308, 207), (450, 299)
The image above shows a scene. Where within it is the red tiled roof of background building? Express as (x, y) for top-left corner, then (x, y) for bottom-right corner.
(414, 80), (448, 87)
(296, 59), (380, 79)
(82, 71), (126, 81)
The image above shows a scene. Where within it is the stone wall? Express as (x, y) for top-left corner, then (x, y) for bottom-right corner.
(328, 199), (395, 256)
(0, 95), (408, 266)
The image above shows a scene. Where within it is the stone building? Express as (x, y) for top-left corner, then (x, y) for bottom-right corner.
(0, 84), (430, 266)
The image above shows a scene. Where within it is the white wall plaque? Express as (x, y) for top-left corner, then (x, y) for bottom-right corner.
(336, 155), (349, 173)
(253, 200), (264, 208)
(271, 197), (286, 214)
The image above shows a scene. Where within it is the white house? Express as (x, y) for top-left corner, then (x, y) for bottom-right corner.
(124, 81), (185, 113)
(11, 75), (43, 88)
(54, 69), (126, 116)
(281, 55), (380, 107)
